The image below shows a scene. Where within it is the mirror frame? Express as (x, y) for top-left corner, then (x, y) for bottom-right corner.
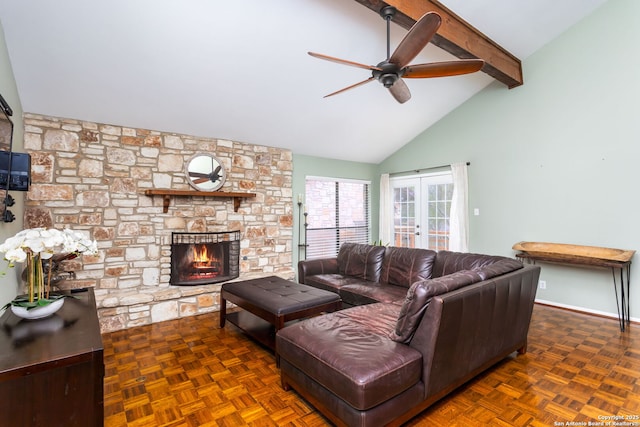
(185, 153), (227, 191)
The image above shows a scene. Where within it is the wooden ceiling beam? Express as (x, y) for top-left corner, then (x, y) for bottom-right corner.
(352, 0), (523, 88)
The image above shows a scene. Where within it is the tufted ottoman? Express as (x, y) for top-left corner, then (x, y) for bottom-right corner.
(220, 276), (342, 362)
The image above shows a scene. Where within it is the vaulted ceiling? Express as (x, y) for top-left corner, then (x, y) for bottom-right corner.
(0, 0), (607, 163)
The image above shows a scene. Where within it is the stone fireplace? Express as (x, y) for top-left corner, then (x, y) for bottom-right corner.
(22, 113), (294, 332)
(170, 231), (240, 286)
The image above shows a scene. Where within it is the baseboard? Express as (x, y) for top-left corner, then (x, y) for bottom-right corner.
(534, 298), (638, 324)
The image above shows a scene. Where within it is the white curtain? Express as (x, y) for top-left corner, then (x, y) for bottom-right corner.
(449, 163), (469, 252)
(379, 173), (391, 245)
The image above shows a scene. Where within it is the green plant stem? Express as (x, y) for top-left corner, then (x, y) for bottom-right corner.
(26, 251), (34, 303)
(46, 257), (52, 299)
(36, 254), (44, 300)
(25, 251), (46, 302)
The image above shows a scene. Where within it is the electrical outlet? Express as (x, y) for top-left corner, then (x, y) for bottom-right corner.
(538, 280), (546, 290)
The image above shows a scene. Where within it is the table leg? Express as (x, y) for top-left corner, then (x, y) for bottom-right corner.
(621, 267), (627, 328)
(623, 264), (631, 327)
(612, 268), (624, 332)
(612, 266), (632, 332)
(274, 315), (285, 367)
(627, 264), (631, 326)
(220, 295), (227, 328)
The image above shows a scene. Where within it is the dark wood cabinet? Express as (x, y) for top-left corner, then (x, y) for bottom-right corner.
(0, 288), (104, 426)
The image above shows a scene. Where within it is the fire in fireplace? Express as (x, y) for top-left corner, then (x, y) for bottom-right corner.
(170, 230), (240, 286)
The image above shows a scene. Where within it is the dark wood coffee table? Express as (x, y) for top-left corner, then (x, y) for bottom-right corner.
(220, 276), (341, 359)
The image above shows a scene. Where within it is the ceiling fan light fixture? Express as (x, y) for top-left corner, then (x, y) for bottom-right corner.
(381, 74), (398, 88)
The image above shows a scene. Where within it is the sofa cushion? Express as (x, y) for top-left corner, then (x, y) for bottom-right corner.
(340, 282), (408, 305)
(304, 274), (367, 295)
(431, 251), (517, 278)
(391, 270), (483, 343)
(380, 246), (436, 288)
(337, 243), (386, 282)
(276, 303), (423, 410)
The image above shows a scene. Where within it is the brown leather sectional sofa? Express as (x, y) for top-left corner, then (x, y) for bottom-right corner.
(276, 243), (541, 426)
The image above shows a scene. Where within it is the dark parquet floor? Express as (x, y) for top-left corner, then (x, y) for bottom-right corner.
(103, 304), (640, 426)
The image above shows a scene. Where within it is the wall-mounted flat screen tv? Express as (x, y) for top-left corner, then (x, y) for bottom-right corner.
(0, 151), (30, 191)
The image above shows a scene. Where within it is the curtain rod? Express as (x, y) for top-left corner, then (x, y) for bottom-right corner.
(391, 161), (470, 176)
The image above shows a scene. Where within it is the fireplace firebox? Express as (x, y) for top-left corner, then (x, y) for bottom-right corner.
(170, 230), (240, 286)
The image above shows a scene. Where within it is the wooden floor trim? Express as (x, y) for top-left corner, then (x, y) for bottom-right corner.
(535, 300), (639, 325)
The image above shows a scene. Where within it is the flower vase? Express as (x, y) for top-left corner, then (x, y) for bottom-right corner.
(9, 252), (65, 320)
(10, 297), (64, 320)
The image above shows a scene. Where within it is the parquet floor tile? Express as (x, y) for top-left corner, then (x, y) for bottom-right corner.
(103, 304), (640, 426)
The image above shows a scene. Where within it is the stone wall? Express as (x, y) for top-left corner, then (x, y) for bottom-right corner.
(22, 113), (294, 332)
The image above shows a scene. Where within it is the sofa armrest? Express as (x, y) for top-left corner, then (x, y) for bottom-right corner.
(298, 258), (339, 284)
(391, 270), (482, 343)
(411, 264), (541, 399)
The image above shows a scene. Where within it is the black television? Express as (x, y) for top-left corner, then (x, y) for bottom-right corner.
(0, 151), (30, 191)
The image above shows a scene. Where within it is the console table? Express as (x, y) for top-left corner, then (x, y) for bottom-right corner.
(0, 288), (104, 426)
(513, 242), (635, 332)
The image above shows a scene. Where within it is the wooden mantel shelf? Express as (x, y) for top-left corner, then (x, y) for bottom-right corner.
(144, 189), (257, 213)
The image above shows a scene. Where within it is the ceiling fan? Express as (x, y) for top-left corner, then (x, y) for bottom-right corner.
(309, 6), (485, 104)
(189, 167), (222, 185)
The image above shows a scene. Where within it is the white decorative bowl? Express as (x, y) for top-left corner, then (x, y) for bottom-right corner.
(11, 297), (65, 320)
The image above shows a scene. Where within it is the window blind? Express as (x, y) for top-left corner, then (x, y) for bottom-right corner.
(305, 179), (370, 259)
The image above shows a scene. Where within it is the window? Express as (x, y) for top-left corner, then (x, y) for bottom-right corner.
(305, 177), (370, 259)
(391, 172), (453, 251)
(425, 176), (453, 250)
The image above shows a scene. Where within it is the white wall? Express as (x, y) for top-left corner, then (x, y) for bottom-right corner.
(0, 19), (25, 305)
(379, 0), (639, 319)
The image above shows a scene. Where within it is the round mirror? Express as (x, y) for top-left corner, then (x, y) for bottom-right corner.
(185, 154), (227, 191)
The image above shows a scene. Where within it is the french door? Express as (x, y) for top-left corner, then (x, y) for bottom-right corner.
(391, 173), (453, 250)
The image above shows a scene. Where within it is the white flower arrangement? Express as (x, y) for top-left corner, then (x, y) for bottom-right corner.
(0, 227), (98, 310)
(0, 227), (98, 266)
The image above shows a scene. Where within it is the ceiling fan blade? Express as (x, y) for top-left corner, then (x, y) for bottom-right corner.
(193, 177), (210, 184)
(403, 59), (484, 78)
(189, 172), (210, 178)
(388, 78), (411, 104)
(308, 52), (382, 72)
(324, 77), (375, 98)
(389, 12), (441, 68)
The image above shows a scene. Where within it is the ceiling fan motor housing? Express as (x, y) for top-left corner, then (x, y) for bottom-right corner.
(373, 61), (401, 87)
